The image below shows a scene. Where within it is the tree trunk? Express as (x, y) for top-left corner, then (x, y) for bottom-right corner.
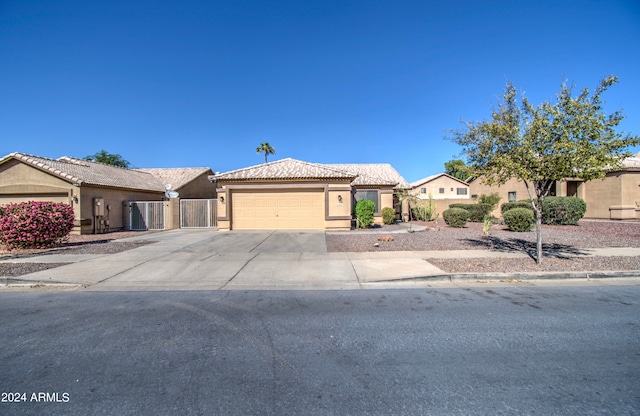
(535, 208), (543, 264)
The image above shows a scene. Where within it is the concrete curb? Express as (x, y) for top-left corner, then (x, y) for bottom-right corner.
(375, 270), (640, 283)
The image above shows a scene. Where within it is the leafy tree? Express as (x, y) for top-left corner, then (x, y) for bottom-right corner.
(446, 75), (639, 263)
(256, 142), (276, 163)
(444, 159), (470, 181)
(84, 150), (131, 168)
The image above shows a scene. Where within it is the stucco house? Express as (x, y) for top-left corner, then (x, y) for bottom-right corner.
(210, 158), (409, 230)
(409, 173), (470, 200)
(468, 152), (640, 220)
(0, 152), (215, 234)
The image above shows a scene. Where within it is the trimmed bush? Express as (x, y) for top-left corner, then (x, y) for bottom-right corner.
(381, 207), (396, 225)
(0, 201), (75, 250)
(503, 207), (535, 232)
(501, 200), (534, 214)
(449, 203), (493, 222)
(355, 199), (376, 228)
(478, 193), (501, 211)
(443, 207), (470, 228)
(541, 196), (586, 225)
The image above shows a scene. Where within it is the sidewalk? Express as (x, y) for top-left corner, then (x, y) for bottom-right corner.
(2, 229), (639, 290)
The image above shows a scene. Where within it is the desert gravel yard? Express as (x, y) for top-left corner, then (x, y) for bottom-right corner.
(326, 220), (640, 273)
(0, 231), (157, 277)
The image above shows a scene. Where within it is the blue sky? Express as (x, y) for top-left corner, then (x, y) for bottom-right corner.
(1, 0), (639, 183)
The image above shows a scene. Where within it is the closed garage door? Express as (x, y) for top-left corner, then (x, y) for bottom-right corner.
(0, 193), (69, 206)
(232, 190), (325, 230)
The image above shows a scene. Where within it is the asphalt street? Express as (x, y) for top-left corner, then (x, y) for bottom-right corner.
(1, 284), (639, 415)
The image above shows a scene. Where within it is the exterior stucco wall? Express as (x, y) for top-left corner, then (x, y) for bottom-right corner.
(78, 186), (164, 234)
(176, 173), (217, 199)
(412, 176), (469, 200)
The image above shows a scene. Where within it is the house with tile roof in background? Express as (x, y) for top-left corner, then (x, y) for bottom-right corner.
(0, 153), (216, 234)
(468, 152), (640, 220)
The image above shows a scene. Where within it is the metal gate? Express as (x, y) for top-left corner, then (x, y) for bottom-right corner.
(129, 201), (165, 230)
(180, 199), (217, 228)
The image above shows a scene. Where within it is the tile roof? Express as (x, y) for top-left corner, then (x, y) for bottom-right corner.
(212, 158), (409, 188)
(621, 152), (640, 169)
(212, 158), (359, 181)
(135, 167), (213, 190)
(326, 163), (409, 188)
(1, 152), (165, 192)
(409, 173), (468, 188)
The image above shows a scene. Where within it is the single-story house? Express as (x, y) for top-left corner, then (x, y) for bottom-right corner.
(210, 158), (409, 230)
(409, 173), (470, 199)
(468, 152), (640, 220)
(0, 152), (215, 234)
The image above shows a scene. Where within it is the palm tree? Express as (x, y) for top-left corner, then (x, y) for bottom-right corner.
(256, 142), (275, 163)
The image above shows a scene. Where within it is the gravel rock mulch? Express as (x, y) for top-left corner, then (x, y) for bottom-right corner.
(429, 256), (640, 274)
(327, 220), (640, 272)
(0, 262), (73, 277)
(1, 231), (158, 277)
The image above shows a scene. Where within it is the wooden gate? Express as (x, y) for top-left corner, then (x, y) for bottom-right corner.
(128, 201), (165, 230)
(180, 199), (217, 228)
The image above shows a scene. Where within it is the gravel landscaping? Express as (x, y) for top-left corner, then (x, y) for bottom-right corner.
(327, 220), (640, 273)
(0, 231), (158, 277)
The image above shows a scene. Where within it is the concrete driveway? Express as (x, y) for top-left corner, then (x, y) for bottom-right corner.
(3, 229), (448, 290)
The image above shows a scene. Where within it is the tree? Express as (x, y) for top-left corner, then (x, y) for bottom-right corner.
(84, 150), (131, 168)
(256, 142), (275, 163)
(444, 159), (470, 181)
(446, 75), (639, 264)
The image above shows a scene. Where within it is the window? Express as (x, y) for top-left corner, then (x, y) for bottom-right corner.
(508, 192), (517, 202)
(456, 188), (467, 195)
(420, 188), (427, 194)
(439, 188), (445, 194)
(354, 190), (379, 213)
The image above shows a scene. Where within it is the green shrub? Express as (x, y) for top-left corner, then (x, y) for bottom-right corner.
(443, 207), (470, 228)
(503, 207), (535, 232)
(411, 205), (435, 221)
(501, 200), (534, 214)
(355, 199), (376, 228)
(541, 196), (586, 225)
(0, 201), (75, 250)
(449, 203), (493, 222)
(381, 207), (396, 225)
(478, 193), (501, 211)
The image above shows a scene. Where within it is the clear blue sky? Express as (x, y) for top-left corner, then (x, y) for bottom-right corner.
(1, 0), (639, 183)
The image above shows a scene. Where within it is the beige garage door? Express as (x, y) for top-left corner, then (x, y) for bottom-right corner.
(232, 189), (325, 230)
(0, 194), (69, 206)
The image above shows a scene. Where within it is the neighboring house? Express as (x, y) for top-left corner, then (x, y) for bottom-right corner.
(210, 158), (409, 230)
(0, 153), (216, 234)
(409, 173), (470, 200)
(468, 152), (640, 220)
(135, 167), (215, 199)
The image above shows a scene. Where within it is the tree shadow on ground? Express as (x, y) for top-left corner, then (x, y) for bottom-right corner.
(463, 236), (589, 261)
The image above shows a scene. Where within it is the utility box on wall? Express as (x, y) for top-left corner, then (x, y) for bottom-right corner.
(93, 197), (105, 217)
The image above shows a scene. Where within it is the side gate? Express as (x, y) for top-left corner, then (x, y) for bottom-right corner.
(127, 201), (165, 231)
(180, 199), (217, 228)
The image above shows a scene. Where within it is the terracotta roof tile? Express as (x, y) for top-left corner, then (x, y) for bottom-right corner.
(326, 163), (409, 188)
(212, 158), (358, 181)
(1, 153), (165, 192)
(135, 167), (212, 190)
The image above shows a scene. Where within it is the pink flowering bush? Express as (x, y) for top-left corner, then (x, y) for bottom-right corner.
(0, 201), (75, 250)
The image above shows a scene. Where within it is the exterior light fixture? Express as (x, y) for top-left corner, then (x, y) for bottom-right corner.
(338, 195), (343, 203)
(219, 196), (225, 203)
